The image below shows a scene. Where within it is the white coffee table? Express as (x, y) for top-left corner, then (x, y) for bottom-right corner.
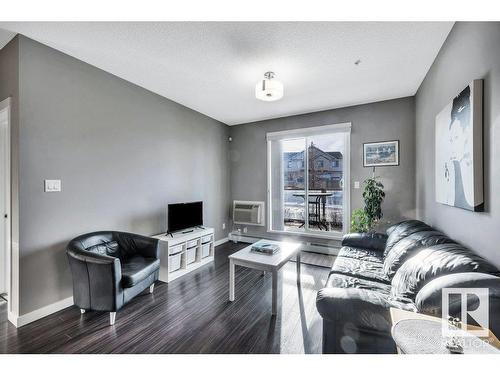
(228, 239), (301, 315)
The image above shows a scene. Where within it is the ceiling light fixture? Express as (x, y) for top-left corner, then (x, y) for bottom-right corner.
(255, 71), (284, 102)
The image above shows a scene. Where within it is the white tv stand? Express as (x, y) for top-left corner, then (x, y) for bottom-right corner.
(152, 227), (215, 283)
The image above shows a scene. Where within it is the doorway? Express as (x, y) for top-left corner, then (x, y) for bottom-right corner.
(0, 98), (11, 323)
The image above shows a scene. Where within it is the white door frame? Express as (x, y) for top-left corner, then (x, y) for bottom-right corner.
(0, 97), (13, 323)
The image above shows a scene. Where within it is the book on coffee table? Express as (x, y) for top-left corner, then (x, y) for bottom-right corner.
(251, 242), (280, 255)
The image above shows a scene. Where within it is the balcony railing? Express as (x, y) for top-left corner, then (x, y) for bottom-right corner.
(283, 189), (343, 231)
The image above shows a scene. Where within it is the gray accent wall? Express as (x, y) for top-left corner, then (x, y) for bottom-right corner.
(15, 36), (230, 315)
(415, 22), (500, 267)
(229, 97), (416, 245)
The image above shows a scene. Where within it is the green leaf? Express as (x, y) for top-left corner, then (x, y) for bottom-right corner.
(351, 176), (385, 232)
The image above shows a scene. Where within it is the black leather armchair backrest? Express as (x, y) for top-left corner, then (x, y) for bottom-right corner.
(68, 231), (160, 260)
(68, 232), (122, 258)
(113, 231), (159, 259)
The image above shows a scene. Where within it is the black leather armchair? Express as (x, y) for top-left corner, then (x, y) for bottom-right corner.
(67, 231), (160, 325)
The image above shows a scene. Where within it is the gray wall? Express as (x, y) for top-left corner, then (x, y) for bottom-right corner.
(229, 97), (416, 244)
(415, 22), (500, 267)
(16, 36), (230, 315)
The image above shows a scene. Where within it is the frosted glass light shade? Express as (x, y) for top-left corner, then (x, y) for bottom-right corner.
(255, 78), (284, 101)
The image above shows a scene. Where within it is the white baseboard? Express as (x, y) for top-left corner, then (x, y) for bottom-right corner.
(228, 232), (259, 244)
(301, 242), (339, 256)
(13, 296), (74, 328)
(7, 311), (18, 327)
(214, 237), (229, 247)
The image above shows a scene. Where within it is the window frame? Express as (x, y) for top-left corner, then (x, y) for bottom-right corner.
(266, 122), (351, 240)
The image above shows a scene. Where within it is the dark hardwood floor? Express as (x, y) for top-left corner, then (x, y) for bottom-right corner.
(0, 242), (329, 354)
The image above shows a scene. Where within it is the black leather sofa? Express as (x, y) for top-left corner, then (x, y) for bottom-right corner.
(316, 220), (500, 353)
(67, 231), (160, 325)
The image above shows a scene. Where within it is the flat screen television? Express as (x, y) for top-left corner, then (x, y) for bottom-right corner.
(167, 201), (203, 233)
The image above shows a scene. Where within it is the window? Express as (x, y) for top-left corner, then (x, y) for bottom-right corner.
(267, 123), (351, 238)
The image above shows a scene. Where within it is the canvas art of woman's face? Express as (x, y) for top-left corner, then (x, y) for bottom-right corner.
(449, 112), (473, 164)
(447, 100), (474, 208)
(435, 81), (482, 212)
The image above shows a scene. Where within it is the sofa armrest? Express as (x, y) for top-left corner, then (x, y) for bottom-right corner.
(115, 232), (160, 259)
(67, 248), (123, 312)
(341, 232), (387, 252)
(415, 273), (500, 337)
(416, 272), (500, 316)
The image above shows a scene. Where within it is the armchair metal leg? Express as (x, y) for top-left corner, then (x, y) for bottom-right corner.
(110, 312), (116, 325)
(80, 309), (86, 314)
(149, 283), (155, 294)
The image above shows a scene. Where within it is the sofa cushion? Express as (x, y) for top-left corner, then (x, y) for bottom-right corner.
(338, 246), (384, 264)
(331, 256), (389, 283)
(326, 273), (391, 295)
(383, 230), (455, 279)
(316, 287), (416, 332)
(341, 233), (388, 252)
(384, 220), (433, 257)
(391, 243), (500, 301)
(121, 256), (160, 288)
(317, 288), (393, 332)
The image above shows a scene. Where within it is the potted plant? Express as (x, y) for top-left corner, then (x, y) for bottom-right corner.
(350, 177), (385, 233)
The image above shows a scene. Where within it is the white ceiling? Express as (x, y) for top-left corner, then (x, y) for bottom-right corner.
(0, 22), (453, 125)
(0, 28), (15, 50)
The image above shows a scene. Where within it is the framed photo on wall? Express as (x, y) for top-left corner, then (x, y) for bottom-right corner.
(363, 140), (399, 167)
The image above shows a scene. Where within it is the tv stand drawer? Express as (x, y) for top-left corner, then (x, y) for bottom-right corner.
(187, 239), (198, 249)
(169, 244), (183, 255)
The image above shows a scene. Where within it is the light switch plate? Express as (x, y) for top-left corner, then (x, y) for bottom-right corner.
(45, 179), (61, 192)
(354, 181), (360, 189)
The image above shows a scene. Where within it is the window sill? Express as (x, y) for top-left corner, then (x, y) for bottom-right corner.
(267, 229), (344, 241)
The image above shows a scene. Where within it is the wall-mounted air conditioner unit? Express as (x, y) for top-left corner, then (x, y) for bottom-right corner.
(233, 200), (265, 226)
